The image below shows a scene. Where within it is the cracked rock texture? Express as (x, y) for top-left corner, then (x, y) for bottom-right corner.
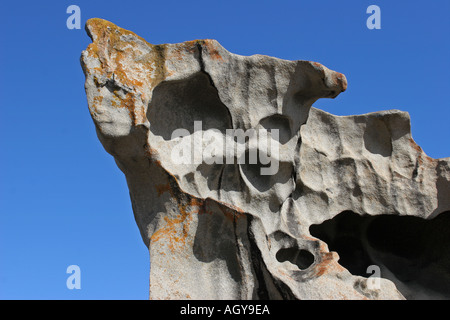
(81, 18), (450, 300)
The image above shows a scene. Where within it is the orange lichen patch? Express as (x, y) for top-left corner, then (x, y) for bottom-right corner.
(313, 252), (334, 277)
(311, 62), (322, 68)
(133, 104), (147, 125)
(150, 162), (247, 253)
(113, 57), (148, 89)
(334, 72), (347, 91)
(119, 92), (134, 109)
(204, 40), (224, 62)
(150, 195), (207, 253)
(90, 95), (103, 113)
(84, 18), (168, 123)
(183, 40), (204, 52)
(313, 251), (345, 277)
(107, 91), (137, 121)
(106, 89), (147, 125)
(190, 198), (220, 216)
(409, 138), (434, 165)
(86, 18), (152, 48)
(168, 46), (187, 62)
(120, 92), (139, 123)
(165, 39), (204, 63)
(85, 42), (100, 59)
(150, 211), (194, 253)
(418, 154), (424, 167)
(188, 198), (204, 209)
(301, 235), (347, 277)
(303, 234), (328, 250)
(151, 173), (202, 252)
(409, 137), (423, 154)
(151, 170), (247, 253)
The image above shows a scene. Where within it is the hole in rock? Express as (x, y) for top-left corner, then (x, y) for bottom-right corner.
(276, 247), (315, 270)
(309, 210), (450, 299)
(148, 72), (233, 140)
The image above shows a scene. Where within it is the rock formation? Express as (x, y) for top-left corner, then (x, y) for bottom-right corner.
(81, 18), (450, 300)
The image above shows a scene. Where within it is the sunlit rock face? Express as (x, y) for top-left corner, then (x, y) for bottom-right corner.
(81, 18), (450, 300)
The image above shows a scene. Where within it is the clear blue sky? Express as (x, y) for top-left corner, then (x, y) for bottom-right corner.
(0, 0), (449, 299)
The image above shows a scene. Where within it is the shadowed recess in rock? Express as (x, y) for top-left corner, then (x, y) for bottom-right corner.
(363, 117), (393, 157)
(276, 247), (315, 270)
(310, 210), (450, 299)
(259, 114), (293, 145)
(148, 72), (233, 140)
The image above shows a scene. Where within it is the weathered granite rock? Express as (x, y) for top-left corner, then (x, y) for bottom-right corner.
(81, 18), (450, 300)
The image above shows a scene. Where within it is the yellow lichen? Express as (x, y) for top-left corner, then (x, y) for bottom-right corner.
(84, 18), (168, 124)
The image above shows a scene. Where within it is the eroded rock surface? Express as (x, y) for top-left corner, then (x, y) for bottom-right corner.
(81, 18), (450, 300)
